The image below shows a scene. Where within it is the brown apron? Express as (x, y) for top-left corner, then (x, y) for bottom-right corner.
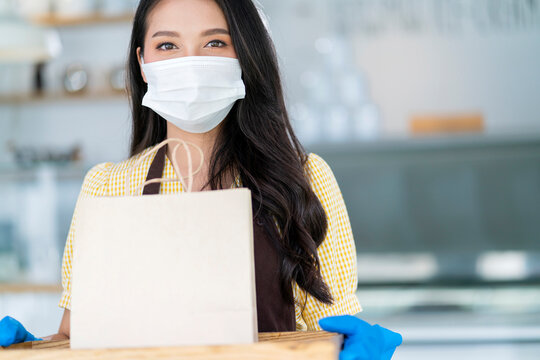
(142, 145), (295, 332)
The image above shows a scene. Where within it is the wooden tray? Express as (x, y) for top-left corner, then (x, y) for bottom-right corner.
(0, 331), (342, 359)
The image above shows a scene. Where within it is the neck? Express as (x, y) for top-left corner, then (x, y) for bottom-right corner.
(166, 122), (221, 155)
(165, 122), (222, 190)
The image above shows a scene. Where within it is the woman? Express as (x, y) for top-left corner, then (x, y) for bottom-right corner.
(1, 0), (401, 357)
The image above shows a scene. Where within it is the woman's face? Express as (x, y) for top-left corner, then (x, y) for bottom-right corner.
(138, 0), (237, 79)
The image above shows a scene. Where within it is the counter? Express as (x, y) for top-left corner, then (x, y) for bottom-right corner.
(0, 331), (342, 359)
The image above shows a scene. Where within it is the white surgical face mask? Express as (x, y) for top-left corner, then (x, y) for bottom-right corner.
(141, 56), (246, 134)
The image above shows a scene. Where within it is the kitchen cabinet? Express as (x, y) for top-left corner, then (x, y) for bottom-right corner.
(309, 133), (540, 284)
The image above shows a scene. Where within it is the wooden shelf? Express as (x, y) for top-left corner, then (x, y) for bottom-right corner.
(0, 91), (127, 105)
(0, 163), (86, 182)
(30, 13), (134, 27)
(0, 283), (62, 293)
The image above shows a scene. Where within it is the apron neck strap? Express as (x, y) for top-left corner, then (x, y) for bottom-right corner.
(142, 144), (167, 195)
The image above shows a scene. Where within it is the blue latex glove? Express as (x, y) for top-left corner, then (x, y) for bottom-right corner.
(319, 315), (402, 360)
(0, 316), (42, 347)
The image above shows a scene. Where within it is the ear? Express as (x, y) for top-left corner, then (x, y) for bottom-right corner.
(136, 47), (147, 83)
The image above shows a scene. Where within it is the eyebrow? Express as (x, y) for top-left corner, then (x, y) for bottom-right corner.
(152, 31), (180, 38)
(151, 28), (230, 38)
(201, 28), (230, 36)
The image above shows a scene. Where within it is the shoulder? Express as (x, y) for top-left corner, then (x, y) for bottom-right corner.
(79, 162), (114, 197)
(80, 146), (157, 197)
(305, 153), (338, 191)
(305, 152), (332, 173)
(304, 153), (345, 221)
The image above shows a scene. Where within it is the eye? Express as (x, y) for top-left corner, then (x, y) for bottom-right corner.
(157, 42), (177, 51)
(205, 40), (227, 48)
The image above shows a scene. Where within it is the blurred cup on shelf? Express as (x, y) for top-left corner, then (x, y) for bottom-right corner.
(290, 102), (321, 145)
(326, 106), (350, 142)
(109, 65), (126, 92)
(15, 0), (52, 18)
(63, 63), (89, 94)
(354, 103), (381, 140)
(53, 0), (95, 18)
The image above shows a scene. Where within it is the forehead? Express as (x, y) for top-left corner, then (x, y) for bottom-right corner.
(146, 0), (229, 35)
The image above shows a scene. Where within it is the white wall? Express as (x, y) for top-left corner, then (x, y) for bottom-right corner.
(353, 30), (540, 135)
(261, 0), (540, 138)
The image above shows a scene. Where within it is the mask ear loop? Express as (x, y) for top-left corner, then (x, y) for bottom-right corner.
(126, 138), (204, 196)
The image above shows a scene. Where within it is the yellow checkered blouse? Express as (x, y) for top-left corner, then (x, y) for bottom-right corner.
(58, 145), (362, 330)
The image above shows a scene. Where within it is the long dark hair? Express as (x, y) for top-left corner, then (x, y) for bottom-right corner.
(127, 0), (332, 305)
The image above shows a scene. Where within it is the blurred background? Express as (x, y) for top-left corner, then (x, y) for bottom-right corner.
(1, 0), (539, 358)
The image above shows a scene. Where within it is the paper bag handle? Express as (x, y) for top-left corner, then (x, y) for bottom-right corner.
(125, 138), (204, 196)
